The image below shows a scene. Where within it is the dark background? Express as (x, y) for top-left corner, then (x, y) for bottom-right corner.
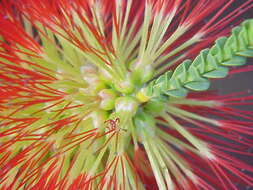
(212, 65), (253, 190)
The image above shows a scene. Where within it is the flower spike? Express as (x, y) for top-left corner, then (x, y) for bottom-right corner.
(0, 0), (253, 189)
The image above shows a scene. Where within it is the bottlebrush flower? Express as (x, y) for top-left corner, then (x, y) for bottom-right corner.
(1, 0), (253, 189)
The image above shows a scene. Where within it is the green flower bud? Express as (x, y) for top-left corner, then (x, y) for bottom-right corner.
(115, 97), (139, 115)
(99, 89), (118, 110)
(144, 98), (167, 115)
(114, 80), (135, 94)
(131, 61), (154, 85)
(134, 111), (156, 139)
(99, 68), (113, 85)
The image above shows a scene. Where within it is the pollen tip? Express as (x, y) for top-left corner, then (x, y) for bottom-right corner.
(213, 100), (224, 107)
(201, 147), (216, 161)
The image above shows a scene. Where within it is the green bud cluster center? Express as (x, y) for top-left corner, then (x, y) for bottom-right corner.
(78, 61), (163, 140)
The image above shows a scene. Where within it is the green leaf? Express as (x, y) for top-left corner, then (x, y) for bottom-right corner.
(165, 88), (188, 98)
(236, 49), (253, 57)
(224, 36), (236, 59)
(172, 61), (188, 82)
(222, 56), (246, 66)
(205, 53), (218, 72)
(184, 80), (210, 91)
(203, 67), (228, 78)
(192, 49), (208, 73)
(211, 37), (227, 62)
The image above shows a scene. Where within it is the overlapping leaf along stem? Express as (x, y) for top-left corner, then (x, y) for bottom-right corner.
(138, 19), (253, 102)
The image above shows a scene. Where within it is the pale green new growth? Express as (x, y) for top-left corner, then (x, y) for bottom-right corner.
(141, 19), (253, 100)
